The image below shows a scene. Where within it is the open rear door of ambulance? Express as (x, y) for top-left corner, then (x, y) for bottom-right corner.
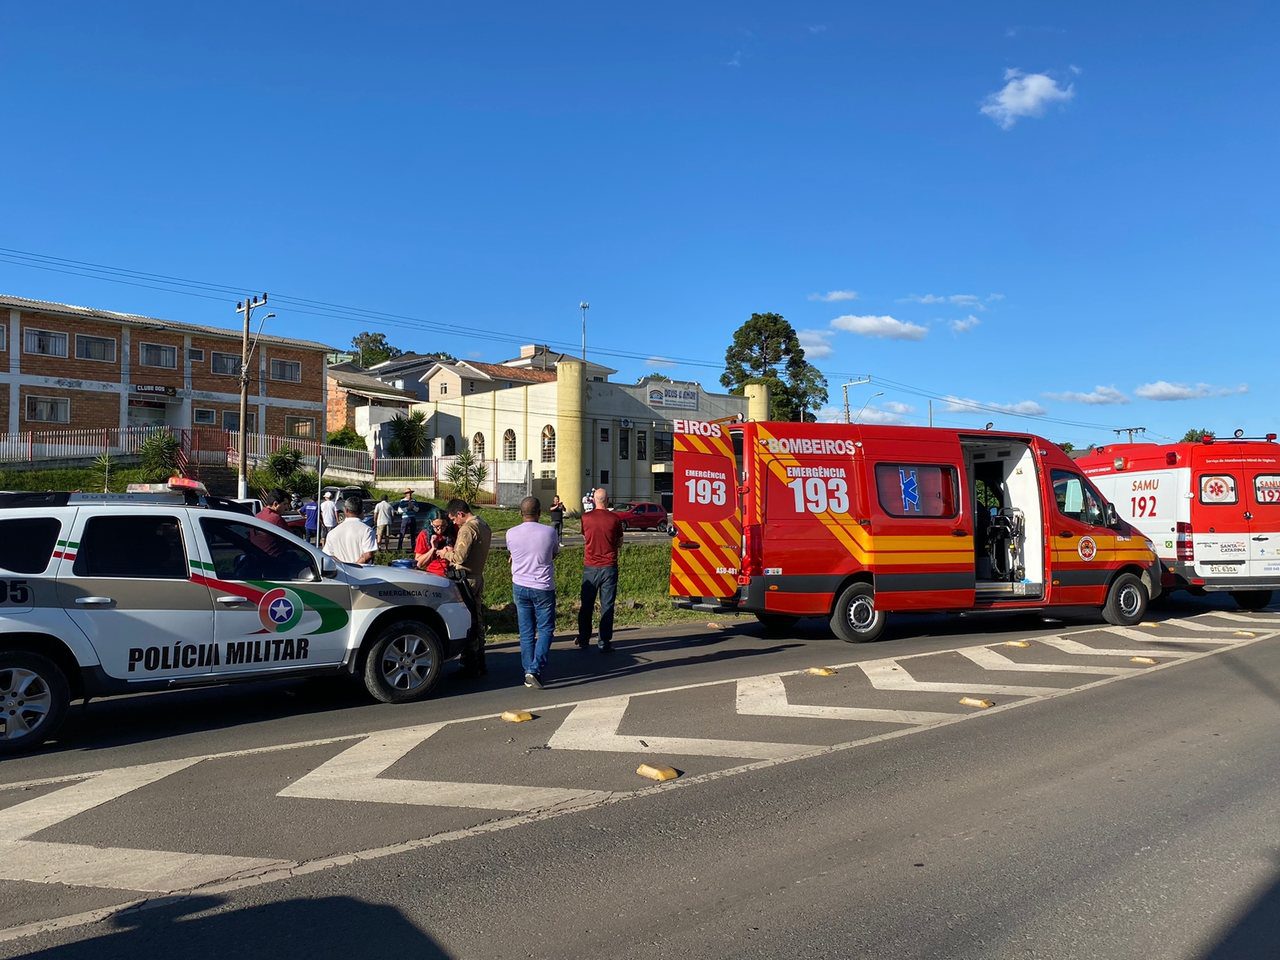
(669, 420), (743, 606)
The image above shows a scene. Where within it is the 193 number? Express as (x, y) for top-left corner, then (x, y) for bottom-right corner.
(685, 478), (727, 506)
(788, 478), (850, 515)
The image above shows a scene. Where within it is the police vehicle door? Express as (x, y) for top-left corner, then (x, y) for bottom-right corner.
(194, 515), (352, 674)
(57, 509), (217, 681)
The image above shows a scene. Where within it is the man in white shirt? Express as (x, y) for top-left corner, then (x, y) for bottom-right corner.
(323, 497), (377, 564)
(319, 491), (339, 544)
(373, 495), (393, 550)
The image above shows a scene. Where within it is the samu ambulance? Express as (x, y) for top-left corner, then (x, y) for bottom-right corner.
(1077, 433), (1280, 609)
(669, 420), (1161, 641)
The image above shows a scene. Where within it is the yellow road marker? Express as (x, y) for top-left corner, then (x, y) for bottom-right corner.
(1129, 656), (1158, 665)
(501, 710), (534, 723)
(1003, 640), (1031, 648)
(1139, 622), (1161, 628)
(806, 666), (837, 677)
(637, 763), (680, 782)
(1235, 630), (1256, 637)
(706, 622), (723, 629)
(959, 697), (995, 709)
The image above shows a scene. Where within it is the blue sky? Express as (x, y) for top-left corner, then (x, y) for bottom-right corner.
(1, 2), (1276, 447)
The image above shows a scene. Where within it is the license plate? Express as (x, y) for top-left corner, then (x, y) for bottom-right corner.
(1208, 563), (1242, 575)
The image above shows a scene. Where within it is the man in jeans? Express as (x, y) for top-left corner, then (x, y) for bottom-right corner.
(577, 486), (624, 653)
(505, 496), (559, 688)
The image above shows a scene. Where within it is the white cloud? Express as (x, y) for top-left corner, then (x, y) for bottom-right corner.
(1134, 381), (1249, 402)
(883, 401), (914, 415)
(944, 395), (1047, 417)
(808, 24), (827, 34)
(986, 292), (1006, 302)
(645, 355), (676, 368)
(980, 68), (1075, 130)
(796, 329), (834, 359)
(830, 314), (928, 341)
(951, 314), (981, 333)
(816, 406), (843, 423)
(901, 293), (986, 309)
(857, 406), (912, 425)
(1045, 385), (1129, 405)
(807, 289), (859, 303)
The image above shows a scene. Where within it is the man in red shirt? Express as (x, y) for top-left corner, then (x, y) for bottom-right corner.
(577, 486), (625, 653)
(255, 489), (292, 531)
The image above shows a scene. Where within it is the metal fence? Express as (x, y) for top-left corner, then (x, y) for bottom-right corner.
(0, 425), (168, 463)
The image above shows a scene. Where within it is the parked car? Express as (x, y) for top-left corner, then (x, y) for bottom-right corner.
(610, 501), (669, 530)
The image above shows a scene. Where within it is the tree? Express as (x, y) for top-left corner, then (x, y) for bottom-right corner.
(1182, 428), (1212, 443)
(1057, 441), (1075, 454)
(720, 313), (828, 421)
(326, 426), (366, 450)
(445, 448), (487, 505)
(386, 410), (430, 457)
(350, 331), (404, 367)
(639, 372), (673, 383)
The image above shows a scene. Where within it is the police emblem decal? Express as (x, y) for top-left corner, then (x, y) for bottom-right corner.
(259, 587), (304, 632)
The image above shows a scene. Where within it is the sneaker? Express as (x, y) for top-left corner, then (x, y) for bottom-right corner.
(599, 642), (614, 654)
(574, 637), (589, 649)
(524, 672), (544, 689)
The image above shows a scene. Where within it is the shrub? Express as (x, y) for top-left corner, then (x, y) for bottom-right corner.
(139, 430), (180, 481)
(326, 427), (366, 450)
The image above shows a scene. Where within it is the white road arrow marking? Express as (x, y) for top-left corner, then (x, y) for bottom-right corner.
(858, 658), (1061, 697)
(959, 646), (1139, 676)
(735, 675), (957, 725)
(548, 695), (818, 759)
(279, 723), (613, 811)
(0, 759), (291, 892)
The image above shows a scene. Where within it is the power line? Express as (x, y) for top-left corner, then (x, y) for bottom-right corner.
(0, 245), (1138, 439)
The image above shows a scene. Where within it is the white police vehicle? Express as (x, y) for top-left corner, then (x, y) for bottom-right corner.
(0, 478), (472, 753)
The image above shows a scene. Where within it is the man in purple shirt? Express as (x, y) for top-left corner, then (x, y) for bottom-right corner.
(505, 495), (560, 688)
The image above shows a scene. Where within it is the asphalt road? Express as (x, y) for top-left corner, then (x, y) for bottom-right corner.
(2, 594), (1277, 959)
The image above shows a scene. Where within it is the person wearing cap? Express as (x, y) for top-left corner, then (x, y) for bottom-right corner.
(395, 488), (420, 552)
(319, 490), (339, 544)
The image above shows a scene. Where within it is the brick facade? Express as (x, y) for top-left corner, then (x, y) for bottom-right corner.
(1, 297), (329, 435)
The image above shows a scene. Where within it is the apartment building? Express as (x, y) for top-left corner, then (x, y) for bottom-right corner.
(1, 295), (330, 437)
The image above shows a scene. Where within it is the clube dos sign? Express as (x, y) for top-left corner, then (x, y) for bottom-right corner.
(647, 384), (699, 410)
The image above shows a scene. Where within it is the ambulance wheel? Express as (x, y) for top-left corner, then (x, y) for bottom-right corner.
(0, 651), (70, 755)
(363, 622), (443, 704)
(1232, 590), (1273, 611)
(754, 612), (800, 635)
(1102, 573), (1148, 626)
(832, 583), (886, 643)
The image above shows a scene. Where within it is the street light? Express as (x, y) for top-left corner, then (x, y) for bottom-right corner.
(853, 391), (884, 423)
(579, 301), (589, 361)
(840, 377), (872, 422)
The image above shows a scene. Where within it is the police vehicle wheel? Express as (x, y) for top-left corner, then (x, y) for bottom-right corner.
(754, 612), (800, 635)
(831, 583), (886, 643)
(0, 652), (70, 754)
(1102, 572), (1148, 626)
(363, 622), (443, 704)
(1232, 590), (1273, 611)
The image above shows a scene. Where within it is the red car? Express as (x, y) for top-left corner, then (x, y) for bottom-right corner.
(610, 501), (669, 530)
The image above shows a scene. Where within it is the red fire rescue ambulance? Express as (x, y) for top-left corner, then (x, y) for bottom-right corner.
(669, 420), (1162, 641)
(1076, 433), (1280, 609)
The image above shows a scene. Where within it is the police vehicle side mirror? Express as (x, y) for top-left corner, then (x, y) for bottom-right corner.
(321, 554), (341, 578)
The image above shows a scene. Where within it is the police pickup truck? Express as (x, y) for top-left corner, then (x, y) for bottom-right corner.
(0, 478), (472, 753)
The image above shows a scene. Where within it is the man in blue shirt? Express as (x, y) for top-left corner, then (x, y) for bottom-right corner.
(301, 496), (319, 545)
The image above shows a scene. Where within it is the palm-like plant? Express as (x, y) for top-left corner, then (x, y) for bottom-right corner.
(139, 430), (180, 481)
(445, 448), (487, 505)
(387, 411), (429, 458)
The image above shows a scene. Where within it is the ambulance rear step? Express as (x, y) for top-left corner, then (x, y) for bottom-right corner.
(673, 599), (742, 613)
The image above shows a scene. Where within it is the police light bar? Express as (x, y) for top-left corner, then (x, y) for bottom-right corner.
(167, 476), (208, 495)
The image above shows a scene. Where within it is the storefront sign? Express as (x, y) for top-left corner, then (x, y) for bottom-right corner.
(133, 384), (177, 397)
(646, 385), (699, 410)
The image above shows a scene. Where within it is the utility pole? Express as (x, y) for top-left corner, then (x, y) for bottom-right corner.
(840, 377), (872, 423)
(1113, 426), (1147, 444)
(235, 293), (268, 499)
(579, 301), (589, 362)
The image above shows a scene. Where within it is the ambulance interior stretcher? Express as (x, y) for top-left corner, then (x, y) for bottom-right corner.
(964, 438), (1045, 600)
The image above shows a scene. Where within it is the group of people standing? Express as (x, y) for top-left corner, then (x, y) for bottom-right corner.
(506, 487), (623, 688)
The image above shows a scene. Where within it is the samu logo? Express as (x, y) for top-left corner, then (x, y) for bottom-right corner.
(258, 587), (304, 632)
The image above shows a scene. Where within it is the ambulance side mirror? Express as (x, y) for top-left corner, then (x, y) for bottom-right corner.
(1105, 503), (1120, 528)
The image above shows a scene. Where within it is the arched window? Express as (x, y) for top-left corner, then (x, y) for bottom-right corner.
(541, 425), (556, 463)
(444, 434), (456, 456)
(502, 429), (517, 461)
(472, 432), (486, 459)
